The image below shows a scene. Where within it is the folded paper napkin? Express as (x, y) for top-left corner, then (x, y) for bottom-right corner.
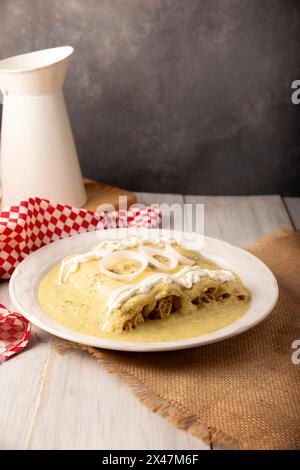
(59, 230), (300, 450)
(0, 197), (160, 360)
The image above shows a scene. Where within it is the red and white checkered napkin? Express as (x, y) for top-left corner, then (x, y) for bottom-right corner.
(0, 197), (160, 360)
(0, 305), (31, 361)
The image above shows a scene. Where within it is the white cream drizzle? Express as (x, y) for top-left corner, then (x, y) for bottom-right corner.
(102, 266), (235, 331)
(58, 235), (193, 284)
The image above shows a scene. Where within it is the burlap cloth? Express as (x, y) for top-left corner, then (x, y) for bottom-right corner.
(58, 230), (300, 449)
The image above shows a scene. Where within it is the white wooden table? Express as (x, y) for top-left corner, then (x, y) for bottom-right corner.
(0, 194), (299, 450)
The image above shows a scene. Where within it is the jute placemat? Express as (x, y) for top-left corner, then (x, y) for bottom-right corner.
(58, 230), (300, 449)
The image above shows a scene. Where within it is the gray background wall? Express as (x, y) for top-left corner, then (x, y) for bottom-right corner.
(0, 0), (300, 195)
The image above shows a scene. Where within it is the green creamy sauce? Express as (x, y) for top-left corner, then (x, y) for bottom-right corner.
(39, 248), (250, 342)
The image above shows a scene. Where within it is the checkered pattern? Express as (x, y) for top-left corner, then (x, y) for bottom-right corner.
(0, 197), (161, 360)
(0, 197), (161, 278)
(0, 305), (31, 361)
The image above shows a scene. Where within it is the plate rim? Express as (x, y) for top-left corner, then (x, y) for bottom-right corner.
(8, 228), (279, 352)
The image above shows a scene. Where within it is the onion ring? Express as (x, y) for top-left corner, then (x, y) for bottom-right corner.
(99, 250), (148, 281)
(138, 246), (177, 271)
(165, 243), (195, 266)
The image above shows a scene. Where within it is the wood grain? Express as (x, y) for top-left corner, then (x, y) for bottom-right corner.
(284, 197), (300, 229)
(0, 194), (294, 450)
(136, 192), (184, 231)
(184, 195), (293, 246)
(83, 178), (136, 211)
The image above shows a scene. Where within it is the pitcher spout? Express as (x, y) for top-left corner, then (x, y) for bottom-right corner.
(0, 46), (74, 95)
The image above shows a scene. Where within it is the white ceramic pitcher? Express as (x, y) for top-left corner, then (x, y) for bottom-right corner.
(0, 46), (87, 208)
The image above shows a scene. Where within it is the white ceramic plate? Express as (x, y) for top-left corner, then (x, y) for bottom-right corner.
(9, 228), (278, 352)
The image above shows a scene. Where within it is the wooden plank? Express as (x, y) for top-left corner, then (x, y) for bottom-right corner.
(0, 281), (53, 449)
(135, 192), (184, 205)
(284, 197), (300, 229)
(136, 192), (185, 232)
(83, 178), (136, 211)
(184, 195), (293, 246)
(27, 346), (206, 450)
